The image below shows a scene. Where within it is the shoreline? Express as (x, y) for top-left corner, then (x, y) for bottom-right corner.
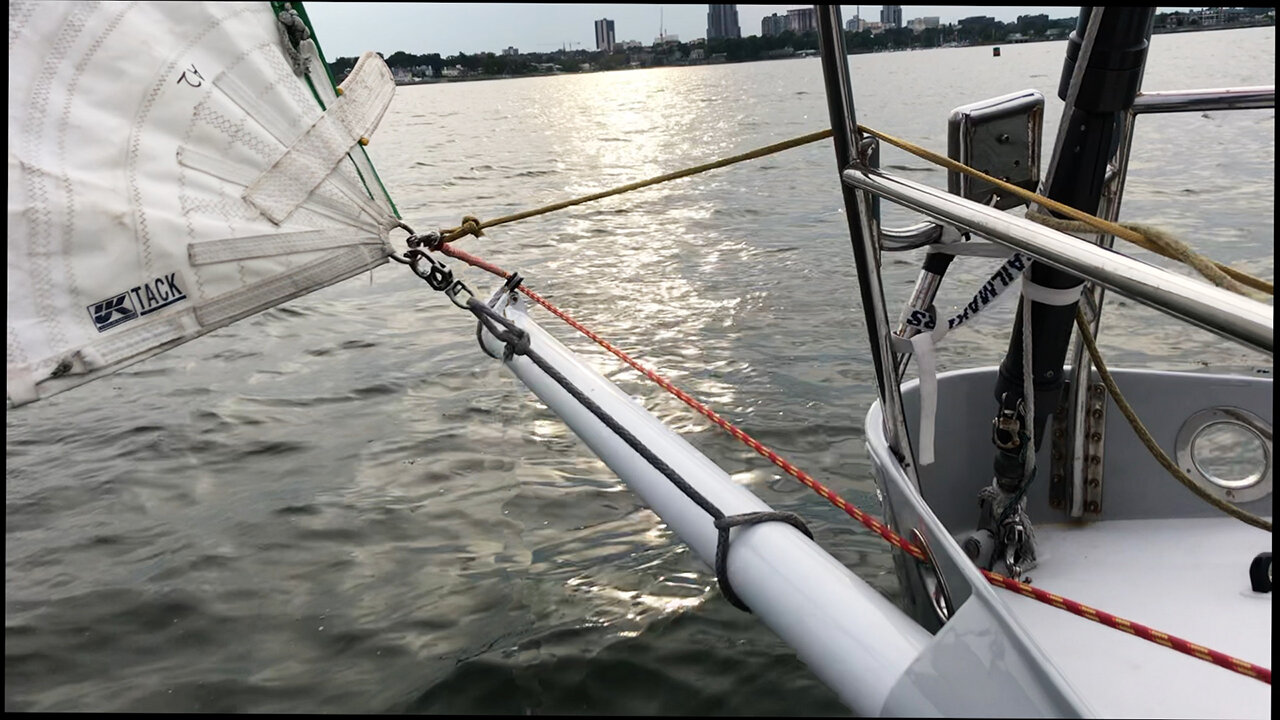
(391, 21), (1275, 87)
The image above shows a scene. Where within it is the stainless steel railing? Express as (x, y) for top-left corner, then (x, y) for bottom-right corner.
(1132, 85), (1275, 114)
(1060, 83), (1274, 515)
(817, 5), (920, 477)
(842, 167), (1273, 355)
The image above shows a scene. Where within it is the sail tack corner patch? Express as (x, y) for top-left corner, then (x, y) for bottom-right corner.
(9, 2), (400, 406)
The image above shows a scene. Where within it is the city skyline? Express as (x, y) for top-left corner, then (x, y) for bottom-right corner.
(304, 5), (1175, 59)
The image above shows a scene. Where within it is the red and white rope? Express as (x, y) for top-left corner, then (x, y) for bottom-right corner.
(436, 242), (1271, 686)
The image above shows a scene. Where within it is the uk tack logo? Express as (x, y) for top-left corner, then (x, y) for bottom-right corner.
(88, 292), (138, 331)
(87, 272), (187, 332)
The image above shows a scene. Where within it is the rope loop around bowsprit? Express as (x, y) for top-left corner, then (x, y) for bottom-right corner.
(397, 243), (816, 615)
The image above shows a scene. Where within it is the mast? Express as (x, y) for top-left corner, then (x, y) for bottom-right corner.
(985, 7), (1156, 566)
(994, 5), (1155, 456)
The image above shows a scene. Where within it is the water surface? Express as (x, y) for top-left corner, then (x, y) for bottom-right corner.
(6, 26), (1273, 714)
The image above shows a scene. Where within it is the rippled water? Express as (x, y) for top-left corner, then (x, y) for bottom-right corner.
(6, 27), (1273, 714)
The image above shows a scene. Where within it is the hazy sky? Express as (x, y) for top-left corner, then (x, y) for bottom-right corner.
(304, 5), (1105, 59)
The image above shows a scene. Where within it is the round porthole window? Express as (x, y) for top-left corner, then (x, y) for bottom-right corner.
(1176, 408), (1272, 504)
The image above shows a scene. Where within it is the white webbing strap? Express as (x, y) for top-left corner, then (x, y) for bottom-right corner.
(909, 332), (939, 465)
(889, 325), (947, 465)
(7, 313), (199, 406)
(301, 39), (340, 107)
(893, 252), (1043, 466)
(188, 228), (385, 265)
(178, 145), (389, 233)
(244, 51), (394, 224)
(898, 264), (1085, 466)
(909, 329), (943, 466)
(935, 253), (1028, 334)
(213, 62), (297, 147)
(1015, 276), (1079, 481)
(194, 245), (386, 328)
(1021, 278), (1083, 306)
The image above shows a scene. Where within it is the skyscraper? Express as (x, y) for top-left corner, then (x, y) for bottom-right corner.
(786, 8), (816, 34)
(761, 13), (787, 37)
(880, 5), (903, 29)
(594, 18), (615, 52)
(707, 5), (740, 40)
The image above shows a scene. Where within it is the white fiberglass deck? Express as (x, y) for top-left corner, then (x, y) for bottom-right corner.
(1002, 516), (1272, 719)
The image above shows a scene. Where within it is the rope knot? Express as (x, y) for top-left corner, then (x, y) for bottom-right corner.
(460, 215), (484, 236)
(501, 328), (530, 361)
(713, 511), (814, 612)
(440, 214), (486, 245)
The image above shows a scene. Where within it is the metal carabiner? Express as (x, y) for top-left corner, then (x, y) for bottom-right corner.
(445, 279), (475, 310)
(407, 250), (455, 291)
(406, 229), (442, 250)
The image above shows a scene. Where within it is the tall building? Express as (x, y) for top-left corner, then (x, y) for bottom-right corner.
(762, 13), (787, 37)
(786, 7), (816, 34)
(880, 5), (903, 28)
(707, 4), (740, 40)
(906, 16), (940, 33)
(594, 18), (616, 53)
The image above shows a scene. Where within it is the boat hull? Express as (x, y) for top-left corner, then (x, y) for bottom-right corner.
(868, 366), (1272, 718)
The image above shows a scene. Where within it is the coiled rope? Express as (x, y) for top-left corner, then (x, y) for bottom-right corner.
(1030, 214), (1263, 299)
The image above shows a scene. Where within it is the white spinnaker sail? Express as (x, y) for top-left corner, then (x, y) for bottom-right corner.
(7, 1), (400, 406)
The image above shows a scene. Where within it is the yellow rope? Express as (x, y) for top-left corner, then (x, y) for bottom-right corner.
(438, 129), (835, 243)
(431, 124), (1273, 532)
(438, 125), (1273, 298)
(1026, 213), (1265, 298)
(859, 125), (1274, 297)
(1075, 309), (1272, 532)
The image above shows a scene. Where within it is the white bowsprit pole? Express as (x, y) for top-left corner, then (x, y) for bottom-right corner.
(477, 288), (930, 716)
